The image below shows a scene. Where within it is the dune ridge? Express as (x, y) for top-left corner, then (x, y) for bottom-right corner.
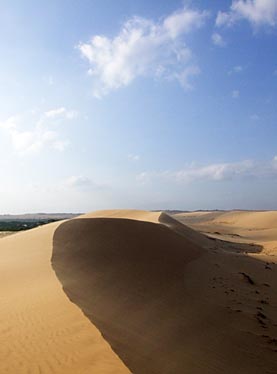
(81, 209), (212, 248)
(52, 210), (277, 373)
(174, 210), (277, 254)
(52, 215), (203, 374)
(0, 209), (277, 373)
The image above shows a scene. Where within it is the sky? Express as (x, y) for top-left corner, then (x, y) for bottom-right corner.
(0, 0), (277, 213)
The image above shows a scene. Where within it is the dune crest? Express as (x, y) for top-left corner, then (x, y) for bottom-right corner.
(52, 213), (202, 374)
(175, 210), (277, 254)
(1, 209), (277, 373)
(52, 210), (277, 373)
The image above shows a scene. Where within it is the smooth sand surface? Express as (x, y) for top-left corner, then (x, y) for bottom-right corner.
(52, 215), (202, 374)
(0, 221), (129, 374)
(0, 209), (277, 373)
(174, 210), (277, 254)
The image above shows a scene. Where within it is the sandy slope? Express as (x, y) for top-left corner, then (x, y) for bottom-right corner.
(0, 210), (277, 373)
(0, 221), (129, 374)
(174, 210), (277, 254)
(52, 215), (202, 374)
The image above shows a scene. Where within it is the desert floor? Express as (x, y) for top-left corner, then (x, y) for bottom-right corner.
(0, 210), (276, 373)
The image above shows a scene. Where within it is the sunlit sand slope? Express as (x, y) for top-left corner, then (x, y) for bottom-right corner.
(0, 222), (129, 374)
(1, 210), (277, 374)
(174, 210), (277, 254)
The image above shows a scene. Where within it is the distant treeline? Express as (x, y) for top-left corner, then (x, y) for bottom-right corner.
(0, 219), (59, 232)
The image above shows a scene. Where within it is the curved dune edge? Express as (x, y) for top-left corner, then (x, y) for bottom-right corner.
(0, 209), (277, 374)
(0, 209), (203, 374)
(0, 220), (129, 374)
(51, 213), (203, 374)
(80, 209), (212, 248)
(52, 210), (277, 374)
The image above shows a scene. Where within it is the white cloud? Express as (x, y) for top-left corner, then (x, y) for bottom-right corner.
(232, 89), (240, 98)
(78, 6), (209, 97)
(172, 65), (201, 90)
(128, 154), (140, 161)
(137, 157), (277, 184)
(0, 107), (76, 155)
(65, 175), (94, 189)
(10, 128), (57, 154)
(228, 65), (243, 74)
(163, 7), (208, 37)
(44, 107), (78, 120)
(211, 32), (226, 47)
(64, 175), (105, 191)
(53, 140), (71, 152)
(216, 0), (277, 28)
(0, 115), (18, 130)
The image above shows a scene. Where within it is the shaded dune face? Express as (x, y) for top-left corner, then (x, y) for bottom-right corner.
(52, 217), (202, 374)
(158, 212), (212, 248)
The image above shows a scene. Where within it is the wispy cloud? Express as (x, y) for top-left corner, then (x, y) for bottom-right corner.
(128, 153), (140, 161)
(228, 65), (243, 75)
(44, 107), (78, 120)
(63, 175), (107, 192)
(78, 6), (209, 97)
(232, 89), (240, 98)
(65, 175), (95, 189)
(0, 107), (77, 155)
(137, 157), (277, 184)
(216, 0), (277, 28)
(211, 32), (226, 47)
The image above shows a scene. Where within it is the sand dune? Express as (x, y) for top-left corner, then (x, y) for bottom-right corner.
(52, 216), (202, 374)
(174, 210), (277, 254)
(0, 210), (277, 373)
(0, 221), (129, 374)
(81, 209), (163, 222)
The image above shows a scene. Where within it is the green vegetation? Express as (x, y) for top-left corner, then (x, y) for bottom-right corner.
(0, 219), (58, 232)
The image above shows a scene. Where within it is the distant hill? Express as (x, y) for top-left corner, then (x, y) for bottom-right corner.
(0, 213), (80, 221)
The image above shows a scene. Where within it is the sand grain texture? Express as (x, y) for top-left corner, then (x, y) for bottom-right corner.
(0, 221), (129, 374)
(0, 210), (277, 373)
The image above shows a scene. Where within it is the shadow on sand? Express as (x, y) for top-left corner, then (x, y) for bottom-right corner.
(51, 217), (265, 374)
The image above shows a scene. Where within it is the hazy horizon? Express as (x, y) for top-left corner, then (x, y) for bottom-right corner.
(1, 0), (277, 213)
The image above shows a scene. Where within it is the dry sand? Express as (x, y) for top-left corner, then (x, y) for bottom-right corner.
(0, 221), (129, 374)
(0, 209), (276, 373)
(0, 231), (13, 239)
(174, 210), (277, 254)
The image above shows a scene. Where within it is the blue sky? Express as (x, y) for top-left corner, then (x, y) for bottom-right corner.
(0, 0), (276, 213)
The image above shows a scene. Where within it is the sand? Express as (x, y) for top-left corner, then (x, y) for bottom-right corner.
(0, 221), (129, 374)
(0, 231), (13, 238)
(174, 210), (277, 254)
(0, 209), (277, 373)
